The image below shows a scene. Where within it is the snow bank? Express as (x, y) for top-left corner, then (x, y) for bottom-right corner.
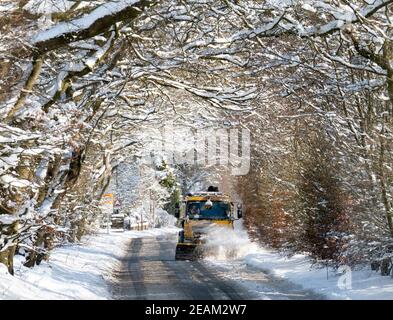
(205, 221), (393, 300)
(0, 227), (179, 300)
(244, 248), (393, 300)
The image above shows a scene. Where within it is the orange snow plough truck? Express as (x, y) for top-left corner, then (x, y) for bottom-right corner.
(175, 187), (242, 260)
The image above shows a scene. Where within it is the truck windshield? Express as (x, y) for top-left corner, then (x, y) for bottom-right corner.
(186, 201), (230, 219)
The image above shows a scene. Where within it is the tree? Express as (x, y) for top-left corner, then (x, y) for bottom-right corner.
(2, 0), (393, 273)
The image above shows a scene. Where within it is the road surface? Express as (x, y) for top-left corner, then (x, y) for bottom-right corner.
(111, 232), (325, 300)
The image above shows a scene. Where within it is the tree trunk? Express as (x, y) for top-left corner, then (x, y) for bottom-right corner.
(378, 136), (393, 237)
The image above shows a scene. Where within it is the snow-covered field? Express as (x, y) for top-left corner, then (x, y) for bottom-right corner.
(206, 221), (393, 300)
(0, 227), (179, 300)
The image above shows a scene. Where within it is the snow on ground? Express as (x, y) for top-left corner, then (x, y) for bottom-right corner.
(0, 227), (179, 300)
(205, 221), (393, 300)
(244, 250), (393, 300)
(2, 218), (392, 300)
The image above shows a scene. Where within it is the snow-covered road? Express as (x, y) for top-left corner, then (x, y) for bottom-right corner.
(110, 233), (324, 300)
(2, 224), (393, 299)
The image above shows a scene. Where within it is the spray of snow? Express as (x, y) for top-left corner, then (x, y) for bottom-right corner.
(202, 220), (260, 261)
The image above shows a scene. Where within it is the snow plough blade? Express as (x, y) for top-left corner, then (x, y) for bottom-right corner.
(175, 243), (201, 260)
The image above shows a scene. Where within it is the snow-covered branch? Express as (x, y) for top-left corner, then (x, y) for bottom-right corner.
(32, 0), (154, 53)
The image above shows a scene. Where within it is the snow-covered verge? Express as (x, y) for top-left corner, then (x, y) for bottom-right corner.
(205, 221), (393, 300)
(244, 250), (393, 300)
(0, 227), (179, 300)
